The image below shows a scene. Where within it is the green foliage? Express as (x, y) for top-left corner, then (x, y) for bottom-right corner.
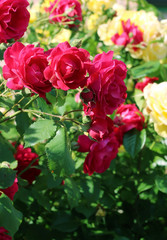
(123, 129), (146, 158)
(0, 168), (16, 188)
(0, 194), (22, 237)
(45, 127), (75, 177)
(24, 119), (57, 147)
(130, 61), (160, 79)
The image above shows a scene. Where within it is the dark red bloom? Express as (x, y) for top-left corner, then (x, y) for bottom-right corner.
(135, 76), (159, 92)
(83, 134), (119, 175)
(0, 0), (30, 43)
(0, 178), (18, 201)
(14, 145), (41, 184)
(114, 103), (145, 145)
(88, 116), (114, 141)
(0, 227), (12, 240)
(3, 42), (52, 98)
(44, 41), (90, 90)
(85, 51), (127, 117)
(111, 19), (144, 51)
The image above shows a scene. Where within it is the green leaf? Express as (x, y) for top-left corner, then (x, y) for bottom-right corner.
(0, 135), (15, 163)
(160, 64), (167, 81)
(0, 168), (16, 188)
(130, 61), (160, 79)
(123, 129), (146, 158)
(16, 112), (31, 136)
(45, 127), (75, 177)
(0, 194), (23, 237)
(155, 175), (167, 194)
(64, 178), (80, 208)
(52, 212), (79, 232)
(24, 119), (57, 147)
(36, 97), (51, 114)
(134, 88), (145, 111)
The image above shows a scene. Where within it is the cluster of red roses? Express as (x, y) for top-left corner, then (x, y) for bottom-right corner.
(76, 51), (145, 175)
(0, 0), (82, 44)
(3, 40), (145, 175)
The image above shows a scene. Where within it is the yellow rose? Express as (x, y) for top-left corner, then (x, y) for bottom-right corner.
(40, 0), (55, 13)
(86, 13), (99, 30)
(87, 0), (115, 14)
(29, 4), (40, 23)
(144, 82), (167, 138)
(52, 29), (71, 44)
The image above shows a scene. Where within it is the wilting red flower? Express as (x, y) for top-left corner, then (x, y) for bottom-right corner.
(45, 0), (82, 27)
(111, 19), (144, 51)
(0, 178), (18, 201)
(83, 134), (119, 175)
(14, 144), (41, 184)
(3, 42), (52, 98)
(85, 51), (127, 117)
(0, 227), (12, 240)
(135, 76), (159, 92)
(114, 103), (145, 145)
(0, 0), (30, 43)
(44, 41), (90, 90)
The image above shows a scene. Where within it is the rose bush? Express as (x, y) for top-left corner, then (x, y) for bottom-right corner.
(0, 0), (167, 239)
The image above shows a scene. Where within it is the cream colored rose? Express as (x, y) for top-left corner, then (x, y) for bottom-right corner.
(87, 0), (115, 14)
(144, 82), (167, 138)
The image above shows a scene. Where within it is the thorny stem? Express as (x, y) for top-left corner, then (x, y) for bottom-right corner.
(0, 96), (25, 119)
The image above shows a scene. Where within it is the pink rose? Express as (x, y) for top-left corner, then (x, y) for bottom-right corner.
(45, 0), (82, 28)
(0, 178), (18, 201)
(111, 19), (144, 51)
(14, 144), (41, 184)
(44, 41), (90, 90)
(114, 103), (145, 145)
(83, 134), (119, 175)
(0, 227), (12, 240)
(3, 42), (52, 98)
(85, 51), (127, 117)
(135, 76), (159, 92)
(0, 0), (30, 43)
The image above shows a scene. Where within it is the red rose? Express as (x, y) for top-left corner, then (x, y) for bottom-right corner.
(114, 104), (145, 145)
(0, 0), (30, 43)
(0, 178), (18, 201)
(44, 41), (90, 90)
(88, 116), (113, 141)
(83, 134), (119, 175)
(77, 135), (94, 152)
(86, 51), (127, 117)
(0, 227), (12, 240)
(3, 42), (52, 98)
(14, 144), (41, 184)
(111, 19), (144, 51)
(45, 0), (82, 28)
(135, 76), (159, 92)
